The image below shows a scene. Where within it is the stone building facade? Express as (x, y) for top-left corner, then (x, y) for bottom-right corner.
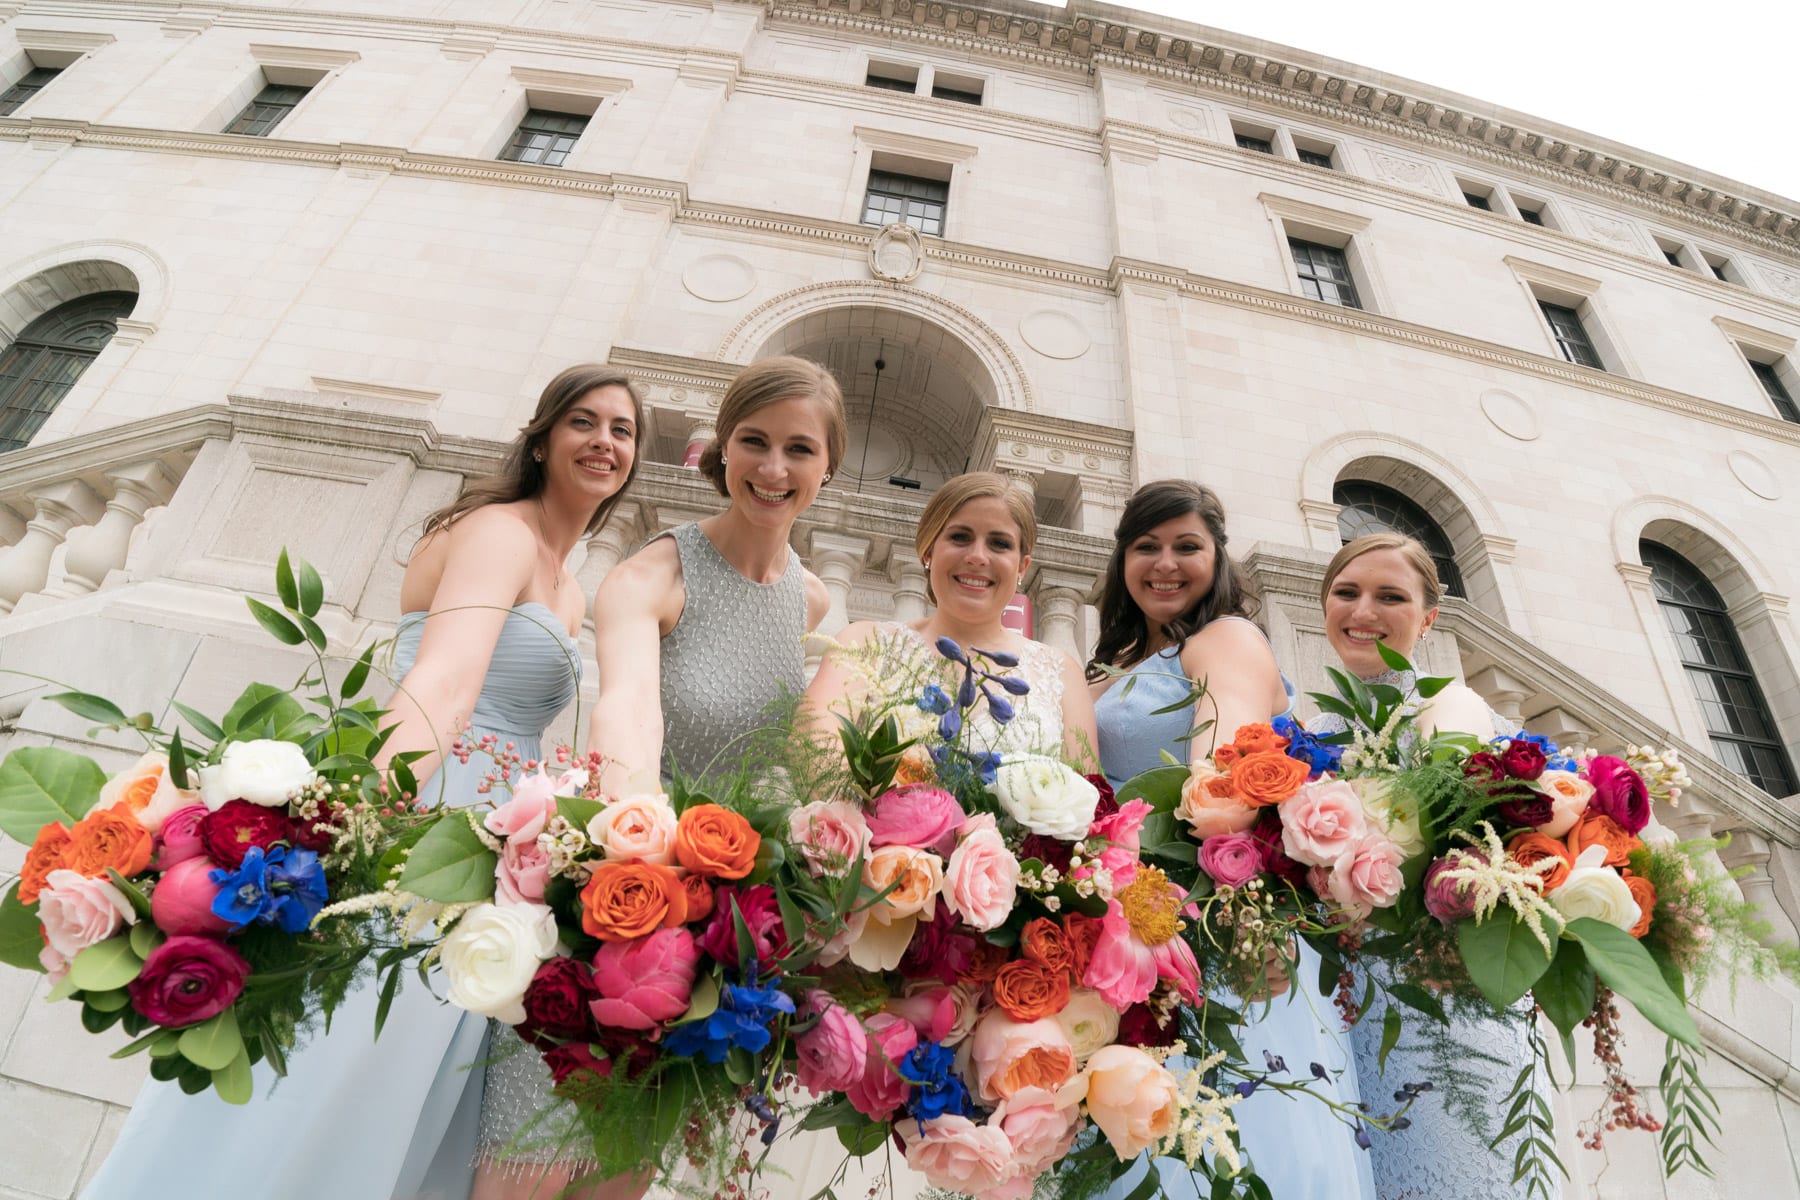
(1, 0), (1798, 1195)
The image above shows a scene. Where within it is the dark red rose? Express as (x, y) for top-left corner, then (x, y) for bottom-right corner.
(516, 957), (599, 1047)
(1086, 775), (1118, 819)
(1462, 752), (1505, 783)
(1499, 741), (1547, 782)
(290, 801), (341, 853)
(199, 799), (295, 869)
(128, 935), (251, 1027)
(1497, 792), (1555, 828)
(1249, 808), (1306, 885)
(898, 905), (976, 985)
(542, 1042), (611, 1085)
(1116, 1003), (1178, 1048)
(1586, 756), (1651, 835)
(1017, 833), (1073, 874)
(695, 885), (789, 966)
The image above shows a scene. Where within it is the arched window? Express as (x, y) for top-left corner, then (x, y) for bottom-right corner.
(1643, 540), (1797, 795)
(1334, 480), (1466, 598)
(0, 291), (136, 451)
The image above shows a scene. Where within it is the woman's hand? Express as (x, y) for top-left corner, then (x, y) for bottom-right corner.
(1178, 619), (1285, 767)
(587, 540), (682, 794)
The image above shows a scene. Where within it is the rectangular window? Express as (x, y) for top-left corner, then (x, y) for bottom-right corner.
(1703, 253), (1731, 283)
(1235, 133), (1274, 154)
(1297, 148), (1334, 169)
(1519, 207), (1545, 227)
(1750, 359), (1800, 423)
(223, 83), (310, 137)
(1463, 191), (1492, 211)
(0, 66), (62, 116)
(863, 170), (948, 236)
(931, 83), (982, 105)
(866, 62), (918, 93)
(1663, 248), (1682, 266)
(930, 71), (983, 105)
(1539, 301), (1605, 369)
(498, 109), (590, 167)
(1290, 239), (1361, 309)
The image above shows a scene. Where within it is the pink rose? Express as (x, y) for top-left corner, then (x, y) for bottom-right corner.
(795, 992), (869, 1095)
(970, 1010), (1077, 1104)
(1087, 798), (1153, 851)
(1326, 832), (1406, 918)
(101, 752), (199, 834)
(945, 814), (1020, 932)
(1280, 780), (1368, 867)
(485, 770), (558, 841)
(993, 1085), (1082, 1178)
(152, 804), (210, 870)
(588, 794), (678, 866)
(867, 785), (965, 855)
(888, 983), (959, 1043)
(148, 857), (233, 936)
(1082, 906), (1156, 1009)
(496, 838), (551, 907)
(38, 869), (137, 958)
(900, 1115), (1014, 1196)
(588, 927), (700, 1032)
(1197, 832), (1262, 889)
(788, 799), (871, 875)
(1061, 1044), (1179, 1160)
(40, 944), (69, 984)
(846, 1012), (918, 1120)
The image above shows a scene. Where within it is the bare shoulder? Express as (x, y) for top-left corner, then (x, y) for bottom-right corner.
(829, 618), (883, 650)
(446, 502), (535, 550)
(1180, 617), (1274, 670)
(802, 569), (831, 632)
(596, 536), (682, 619)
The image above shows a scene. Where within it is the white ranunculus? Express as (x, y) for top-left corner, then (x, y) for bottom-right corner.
(990, 756), (1099, 842)
(1415, 683), (1498, 742)
(1548, 845), (1640, 933)
(199, 738), (317, 809)
(1351, 777), (1425, 859)
(440, 902), (558, 1023)
(1055, 987), (1121, 1065)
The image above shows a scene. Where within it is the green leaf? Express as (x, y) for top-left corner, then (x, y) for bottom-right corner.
(169, 701), (226, 744)
(1378, 1005), (1404, 1073)
(725, 1046), (754, 1086)
(111, 1027), (174, 1060)
(177, 1008), (242, 1071)
(340, 645), (375, 701)
(650, 1065), (695, 1144)
(221, 683), (306, 739)
(397, 816), (499, 903)
(105, 869), (154, 922)
(1115, 765), (1191, 814)
(85, 988), (131, 1013)
(212, 1046), (254, 1104)
(1457, 912), (1555, 1010)
(0, 882), (47, 972)
(274, 548), (299, 611)
(373, 962), (402, 1041)
(128, 917), (165, 960)
(46, 972), (79, 1002)
(296, 558), (324, 618)
(1565, 918), (1700, 1048)
(0, 746), (108, 842)
(1415, 675), (1452, 699)
(43, 691), (130, 728)
(556, 795), (602, 831)
(1534, 941), (1596, 1039)
(672, 974), (719, 1027)
(1123, 1168), (1164, 1200)
(1387, 982), (1449, 1026)
(82, 1002), (125, 1034)
(836, 1118), (890, 1157)
(246, 597), (305, 646)
(1375, 641), (1415, 673)
(69, 937), (145, 991)
(296, 611), (327, 652)
(166, 730), (187, 802)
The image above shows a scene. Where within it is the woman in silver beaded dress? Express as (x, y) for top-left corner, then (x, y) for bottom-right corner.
(1305, 532), (1534, 1200)
(472, 356), (845, 1200)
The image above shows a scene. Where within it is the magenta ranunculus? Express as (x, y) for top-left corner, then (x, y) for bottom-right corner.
(795, 992), (869, 1095)
(153, 804), (210, 870)
(127, 935), (251, 1027)
(1249, 807), (1305, 885)
(866, 786), (966, 856)
(1422, 855), (1480, 924)
(695, 885), (788, 965)
(846, 1012), (919, 1120)
(516, 955), (599, 1046)
(1197, 832), (1262, 889)
(149, 856), (233, 936)
(1499, 741), (1548, 782)
(588, 927), (701, 1032)
(1586, 756), (1651, 835)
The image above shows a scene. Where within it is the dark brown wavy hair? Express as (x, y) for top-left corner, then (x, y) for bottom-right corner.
(1085, 479), (1258, 682)
(420, 364), (645, 541)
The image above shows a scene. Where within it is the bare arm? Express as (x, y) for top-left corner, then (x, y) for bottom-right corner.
(1057, 653), (1100, 772)
(796, 620), (882, 744)
(802, 570), (831, 633)
(1178, 620), (1285, 766)
(376, 508), (537, 791)
(586, 540), (682, 795)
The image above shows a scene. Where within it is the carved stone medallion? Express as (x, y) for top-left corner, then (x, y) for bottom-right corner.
(1479, 389), (1540, 441)
(1018, 309), (1091, 359)
(868, 223), (925, 284)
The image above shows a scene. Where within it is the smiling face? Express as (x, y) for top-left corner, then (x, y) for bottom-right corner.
(926, 495), (1029, 624)
(1323, 547), (1439, 677)
(1122, 512), (1217, 632)
(723, 394), (832, 526)
(538, 383), (637, 508)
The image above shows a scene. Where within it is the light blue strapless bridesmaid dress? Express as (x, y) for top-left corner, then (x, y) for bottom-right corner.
(84, 603), (580, 1200)
(1091, 627), (1376, 1200)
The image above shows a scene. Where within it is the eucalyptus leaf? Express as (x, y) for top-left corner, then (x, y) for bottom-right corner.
(0, 882), (47, 972)
(177, 1008), (243, 1071)
(85, 988), (131, 1013)
(69, 937), (145, 992)
(212, 1047), (255, 1104)
(128, 918), (165, 960)
(0, 746), (108, 842)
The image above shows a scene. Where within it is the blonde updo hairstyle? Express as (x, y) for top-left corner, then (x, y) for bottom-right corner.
(913, 472), (1038, 606)
(1320, 532), (1444, 609)
(696, 355), (848, 498)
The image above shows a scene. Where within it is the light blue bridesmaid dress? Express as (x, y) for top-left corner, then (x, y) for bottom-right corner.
(85, 602), (580, 1200)
(1091, 624), (1376, 1200)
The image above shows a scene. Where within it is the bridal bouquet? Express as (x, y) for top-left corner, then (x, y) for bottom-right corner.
(0, 552), (406, 1102)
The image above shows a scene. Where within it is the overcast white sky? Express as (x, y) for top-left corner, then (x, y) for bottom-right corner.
(1065, 0), (1800, 204)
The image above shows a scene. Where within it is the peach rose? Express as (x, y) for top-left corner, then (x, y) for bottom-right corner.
(64, 805), (154, 880)
(1507, 831), (1575, 893)
(993, 1085), (1083, 1178)
(1566, 811), (1641, 869)
(864, 844), (944, 920)
(900, 1115), (1014, 1196)
(1059, 1043), (1179, 1160)
(1280, 780), (1368, 867)
(1531, 770), (1594, 839)
(579, 860), (689, 942)
(590, 794), (678, 866)
(970, 1010), (1077, 1103)
(945, 814), (1019, 932)
(1175, 767), (1257, 839)
(787, 799), (871, 875)
(1623, 871), (1657, 939)
(1231, 751), (1311, 808)
(37, 869), (137, 958)
(673, 803), (760, 879)
(101, 752), (199, 834)
(992, 959), (1071, 1022)
(19, 822), (72, 905)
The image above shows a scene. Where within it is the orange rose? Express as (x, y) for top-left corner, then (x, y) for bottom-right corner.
(1622, 871), (1657, 939)
(1229, 723), (1290, 756)
(99, 752), (199, 833)
(579, 860), (689, 941)
(1230, 752), (1311, 808)
(673, 803), (760, 880)
(1566, 811), (1641, 869)
(864, 845), (944, 918)
(18, 822), (72, 905)
(1062, 913), (1104, 984)
(680, 872), (715, 924)
(1020, 917), (1075, 978)
(1506, 832), (1574, 893)
(993, 959), (1072, 1022)
(63, 805), (154, 880)
(958, 940), (1009, 986)
(1213, 744), (1242, 768)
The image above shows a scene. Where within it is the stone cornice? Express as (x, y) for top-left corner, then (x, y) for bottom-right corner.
(0, 406), (228, 500)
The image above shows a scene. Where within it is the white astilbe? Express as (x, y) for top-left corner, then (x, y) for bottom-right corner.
(313, 889), (474, 944)
(1338, 699), (1417, 775)
(467, 808), (504, 852)
(1438, 822), (1564, 952)
(1160, 1050), (1244, 1175)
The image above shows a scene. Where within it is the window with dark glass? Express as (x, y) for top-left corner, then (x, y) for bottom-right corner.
(1234, 133), (1274, 154)
(0, 66), (62, 116)
(1463, 192), (1492, 211)
(862, 170), (948, 236)
(1661, 247), (1683, 267)
(866, 71), (915, 93)
(931, 83), (982, 105)
(223, 83), (310, 136)
(1642, 540), (1798, 796)
(1539, 301), (1604, 369)
(1750, 359), (1800, 423)
(498, 109), (589, 167)
(1334, 481), (1466, 598)
(1297, 148), (1334, 169)
(1519, 207), (1545, 227)
(0, 292), (136, 452)
(1289, 239), (1361, 309)
(1705, 256), (1730, 282)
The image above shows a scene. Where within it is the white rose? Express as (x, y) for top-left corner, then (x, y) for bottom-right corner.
(440, 902), (558, 1023)
(990, 756), (1099, 842)
(1352, 778), (1424, 859)
(200, 739), (317, 809)
(1548, 846), (1641, 933)
(1055, 988), (1121, 1065)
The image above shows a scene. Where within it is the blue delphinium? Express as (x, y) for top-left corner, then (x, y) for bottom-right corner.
(900, 1040), (972, 1129)
(664, 980), (796, 1063)
(209, 845), (329, 931)
(1274, 714), (1344, 777)
(917, 683), (952, 715)
(211, 847), (276, 927)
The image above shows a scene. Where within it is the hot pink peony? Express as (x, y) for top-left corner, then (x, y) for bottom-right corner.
(788, 799), (871, 875)
(1280, 780), (1368, 867)
(846, 1012), (918, 1120)
(945, 814), (1020, 932)
(866, 785), (965, 855)
(900, 1115), (1015, 1197)
(1198, 832), (1262, 888)
(794, 992), (869, 1095)
(1082, 905), (1157, 1009)
(588, 927), (700, 1032)
(128, 935), (251, 1027)
(38, 869), (137, 958)
(148, 856), (233, 936)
